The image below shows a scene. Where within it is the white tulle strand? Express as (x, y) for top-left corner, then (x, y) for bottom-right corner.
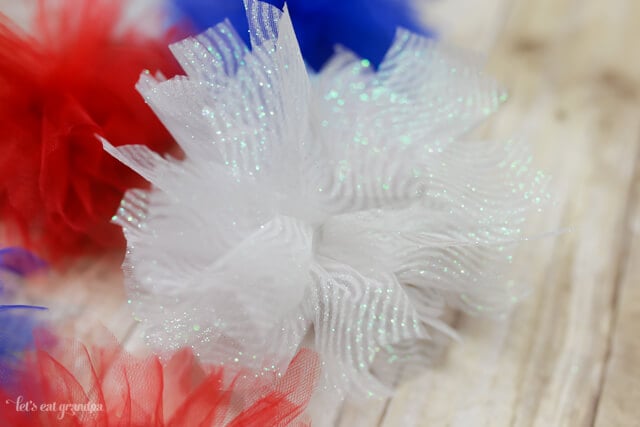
(103, 0), (549, 401)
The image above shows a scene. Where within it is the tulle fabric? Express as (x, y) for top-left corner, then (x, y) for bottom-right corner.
(0, 248), (49, 390)
(106, 0), (550, 402)
(0, 333), (318, 427)
(169, 0), (433, 70)
(0, 0), (180, 263)
(0, 247), (47, 276)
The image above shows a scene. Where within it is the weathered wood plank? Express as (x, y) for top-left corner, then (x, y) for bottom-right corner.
(380, 0), (640, 425)
(594, 140), (640, 427)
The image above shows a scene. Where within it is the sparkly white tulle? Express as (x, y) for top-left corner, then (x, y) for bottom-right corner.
(103, 0), (548, 399)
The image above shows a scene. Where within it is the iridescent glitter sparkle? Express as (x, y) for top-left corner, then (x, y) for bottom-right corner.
(103, 0), (549, 400)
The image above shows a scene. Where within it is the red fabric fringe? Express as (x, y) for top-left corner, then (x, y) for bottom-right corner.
(0, 334), (319, 426)
(0, 0), (179, 263)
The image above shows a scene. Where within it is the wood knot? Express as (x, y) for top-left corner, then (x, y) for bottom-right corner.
(598, 70), (638, 101)
(554, 108), (568, 121)
(512, 37), (546, 54)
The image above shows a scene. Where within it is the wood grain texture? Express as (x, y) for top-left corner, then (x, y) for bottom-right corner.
(341, 0), (640, 427)
(2, 0), (639, 425)
(342, 0), (640, 425)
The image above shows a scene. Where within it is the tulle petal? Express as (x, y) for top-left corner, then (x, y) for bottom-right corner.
(228, 349), (318, 427)
(170, 0), (434, 70)
(0, 333), (317, 426)
(0, 247), (47, 276)
(108, 0), (550, 404)
(0, 0), (180, 263)
(0, 248), (48, 390)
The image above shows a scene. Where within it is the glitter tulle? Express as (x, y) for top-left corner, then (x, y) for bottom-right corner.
(104, 0), (550, 399)
(170, 0), (433, 70)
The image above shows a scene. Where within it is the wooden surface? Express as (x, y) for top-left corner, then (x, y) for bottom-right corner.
(5, 0), (640, 425)
(353, 0), (640, 425)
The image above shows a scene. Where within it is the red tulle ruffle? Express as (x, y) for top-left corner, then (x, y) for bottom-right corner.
(0, 0), (179, 263)
(0, 333), (319, 426)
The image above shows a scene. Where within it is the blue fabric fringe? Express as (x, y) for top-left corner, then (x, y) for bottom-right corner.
(0, 248), (47, 389)
(170, 0), (434, 70)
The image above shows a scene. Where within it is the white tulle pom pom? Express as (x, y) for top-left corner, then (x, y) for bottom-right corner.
(103, 0), (549, 399)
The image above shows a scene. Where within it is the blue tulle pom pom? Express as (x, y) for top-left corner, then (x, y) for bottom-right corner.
(170, 0), (434, 70)
(0, 248), (47, 388)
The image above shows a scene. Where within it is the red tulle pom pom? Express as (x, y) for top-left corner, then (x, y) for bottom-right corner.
(0, 333), (319, 426)
(0, 0), (179, 263)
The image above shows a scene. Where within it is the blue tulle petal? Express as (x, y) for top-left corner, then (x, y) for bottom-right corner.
(0, 307), (46, 387)
(0, 247), (47, 277)
(0, 249), (48, 388)
(170, 0), (434, 70)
